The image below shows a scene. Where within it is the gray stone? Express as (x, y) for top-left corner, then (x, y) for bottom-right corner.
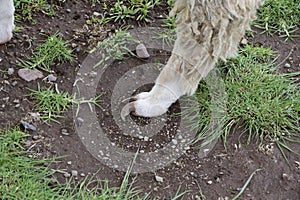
(20, 120), (37, 131)
(48, 74), (57, 82)
(136, 43), (150, 58)
(18, 68), (43, 82)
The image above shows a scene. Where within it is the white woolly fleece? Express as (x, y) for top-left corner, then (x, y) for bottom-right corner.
(0, 0), (15, 44)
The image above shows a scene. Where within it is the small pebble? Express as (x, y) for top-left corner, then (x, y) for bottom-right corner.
(136, 43), (150, 59)
(75, 46), (81, 53)
(172, 139), (178, 145)
(3, 97), (9, 102)
(93, 12), (101, 16)
(89, 71), (97, 78)
(76, 117), (84, 126)
(184, 146), (190, 150)
(155, 175), (164, 182)
(284, 63), (291, 68)
(20, 120), (37, 131)
(241, 38), (248, 45)
(282, 173), (293, 181)
(207, 180), (213, 185)
(190, 172), (198, 178)
(8, 68), (14, 75)
(25, 140), (32, 146)
(64, 173), (71, 178)
(71, 170), (78, 177)
(71, 43), (77, 48)
(11, 81), (18, 86)
(138, 135), (144, 139)
(48, 74), (57, 82)
(32, 135), (39, 140)
(13, 99), (20, 104)
(67, 161), (72, 165)
(61, 128), (70, 136)
(80, 173), (85, 177)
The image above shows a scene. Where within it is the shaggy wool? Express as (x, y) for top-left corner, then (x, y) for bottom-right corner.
(158, 0), (265, 95)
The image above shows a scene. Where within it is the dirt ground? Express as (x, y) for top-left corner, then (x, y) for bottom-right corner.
(0, 1), (299, 199)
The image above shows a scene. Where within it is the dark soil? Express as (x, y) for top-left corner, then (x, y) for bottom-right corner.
(0, 1), (299, 199)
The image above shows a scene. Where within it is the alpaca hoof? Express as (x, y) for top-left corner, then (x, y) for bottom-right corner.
(121, 102), (136, 121)
(0, 31), (13, 44)
(0, 20), (14, 44)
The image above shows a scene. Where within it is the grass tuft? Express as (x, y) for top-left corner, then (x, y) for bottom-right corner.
(222, 45), (299, 147)
(100, 0), (161, 24)
(256, 0), (300, 38)
(154, 15), (177, 49)
(19, 34), (74, 72)
(27, 84), (102, 122)
(0, 127), (62, 199)
(91, 29), (139, 67)
(186, 45), (300, 159)
(14, 0), (55, 22)
(0, 128), (150, 199)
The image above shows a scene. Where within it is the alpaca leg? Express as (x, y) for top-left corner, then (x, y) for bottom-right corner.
(120, 51), (214, 120)
(121, 54), (190, 119)
(0, 0), (15, 44)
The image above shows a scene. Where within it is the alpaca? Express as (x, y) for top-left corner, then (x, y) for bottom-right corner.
(0, 0), (14, 44)
(121, 0), (264, 120)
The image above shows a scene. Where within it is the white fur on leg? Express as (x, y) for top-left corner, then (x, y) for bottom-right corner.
(0, 0), (15, 44)
(132, 84), (180, 117)
(121, 55), (193, 119)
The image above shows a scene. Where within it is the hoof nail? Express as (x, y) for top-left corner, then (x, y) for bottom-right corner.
(120, 102), (135, 121)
